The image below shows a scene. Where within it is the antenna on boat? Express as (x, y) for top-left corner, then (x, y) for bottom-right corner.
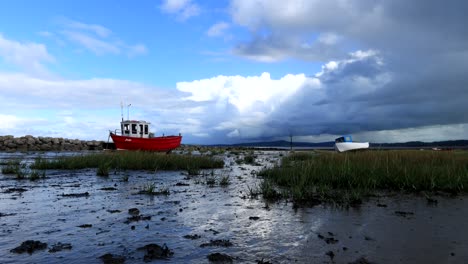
(120, 101), (124, 121)
(127, 104), (132, 120)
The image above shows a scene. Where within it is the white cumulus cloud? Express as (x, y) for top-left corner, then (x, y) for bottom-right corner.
(160, 0), (200, 21)
(0, 33), (55, 77)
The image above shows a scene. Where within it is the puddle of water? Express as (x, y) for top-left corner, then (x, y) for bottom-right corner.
(0, 151), (467, 263)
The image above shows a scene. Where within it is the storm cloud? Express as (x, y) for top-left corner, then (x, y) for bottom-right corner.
(174, 0), (468, 143)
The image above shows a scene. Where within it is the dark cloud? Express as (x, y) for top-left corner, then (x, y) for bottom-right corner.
(219, 0), (468, 141)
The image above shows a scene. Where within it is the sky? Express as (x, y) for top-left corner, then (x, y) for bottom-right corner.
(0, 0), (467, 144)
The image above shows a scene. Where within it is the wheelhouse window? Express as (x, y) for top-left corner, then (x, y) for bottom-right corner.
(144, 125), (148, 134)
(131, 124), (137, 134)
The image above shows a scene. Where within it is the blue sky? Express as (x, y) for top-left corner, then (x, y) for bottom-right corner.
(1, 0), (467, 144)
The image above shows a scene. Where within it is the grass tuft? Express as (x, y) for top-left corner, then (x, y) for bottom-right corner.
(219, 175), (230, 186)
(259, 150), (468, 206)
(31, 151), (224, 171)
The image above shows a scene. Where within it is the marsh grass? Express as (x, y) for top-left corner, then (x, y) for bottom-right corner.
(31, 151), (224, 171)
(219, 175), (230, 186)
(1, 159), (25, 175)
(259, 150), (468, 205)
(29, 170), (45, 181)
(206, 176), (216, 186)
(139, 182), (170, 195)
(97, 162), (111, 177)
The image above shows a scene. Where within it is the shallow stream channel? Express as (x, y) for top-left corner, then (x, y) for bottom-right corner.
(1, 151), (467, 263)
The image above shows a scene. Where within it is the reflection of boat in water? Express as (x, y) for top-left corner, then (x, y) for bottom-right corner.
(334, 135), (369, 152)
(110, 119), (182, 152)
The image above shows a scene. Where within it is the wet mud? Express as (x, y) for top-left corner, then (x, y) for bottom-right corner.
(1, 151), (468, 263)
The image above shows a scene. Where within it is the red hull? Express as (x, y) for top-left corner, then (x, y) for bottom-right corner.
(110, 133), (182, 151)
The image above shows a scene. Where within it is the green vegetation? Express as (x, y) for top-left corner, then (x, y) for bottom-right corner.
(1, 159), (45, 181)
(31, 151), (224, 171)
(206, 176), (216, 186)
(259, 150), (468, 205)
(138, 182), (170, 195)
(29, 170), (45, 181)
(1, 159), (23, 174)
(97, 162), (111, 177)
(219, 175), (230, 186)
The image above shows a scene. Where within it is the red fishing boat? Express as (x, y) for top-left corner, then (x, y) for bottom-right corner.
(109, 119), (182, 152)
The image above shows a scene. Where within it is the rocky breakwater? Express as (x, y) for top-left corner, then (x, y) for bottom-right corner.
(0, 135), (105, 151)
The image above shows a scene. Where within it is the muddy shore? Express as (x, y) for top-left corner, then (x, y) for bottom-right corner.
(1, 150), (467, 263)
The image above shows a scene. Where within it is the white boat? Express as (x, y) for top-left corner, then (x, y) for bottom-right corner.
(334, 135), (369, 152)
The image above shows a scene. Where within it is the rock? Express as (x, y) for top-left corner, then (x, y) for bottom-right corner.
(11, 240), (48, 254)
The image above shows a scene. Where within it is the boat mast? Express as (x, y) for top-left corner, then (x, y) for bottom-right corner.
(120, 101), (124, 122)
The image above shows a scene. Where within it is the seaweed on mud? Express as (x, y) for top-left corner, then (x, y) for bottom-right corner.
(183, 234), (201, 240)
(48, 242), (72, 253)
(125, 215), (151, 224)
(77, 224), (93, 228)
(0, 212), (17, 217)
(4, 187), (28, 193)
(207, 252), (233, 263)
(60, 192), (89, 197)
(99, 253), (126, 264)
(128, 208), (140, 216)
(200, 239), (233, 248)
(326, 250), (335, 260)
(100, 187), (118, 191)
(394, 211), (415, 217)
(10, 240), (47, 254)
(137, 243), (173, 261)
(348, 257), (375, 264)
(317, 232), (339, 244)
(256, 259), (272, 264)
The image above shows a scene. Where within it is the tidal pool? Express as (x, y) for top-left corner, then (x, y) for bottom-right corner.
(0, 151), (467, 263)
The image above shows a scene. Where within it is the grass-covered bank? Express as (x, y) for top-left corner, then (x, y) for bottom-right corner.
(258, 150), (468, 206)
(31, 151), (224, 171)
